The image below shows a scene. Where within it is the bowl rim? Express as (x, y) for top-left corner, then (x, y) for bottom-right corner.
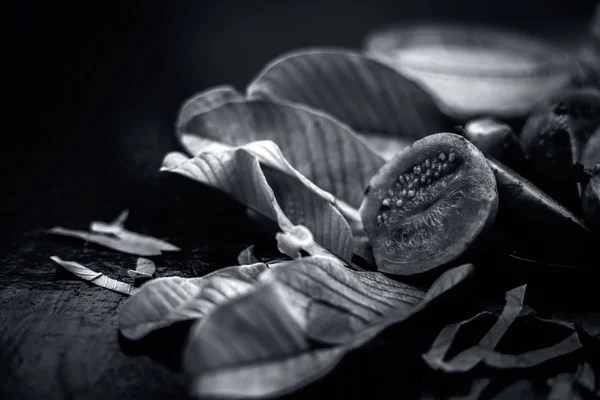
(364, 22), (574, 79)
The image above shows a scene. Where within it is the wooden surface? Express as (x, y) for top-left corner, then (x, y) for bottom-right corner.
(0, 231), (251, 400)
(5, 2), (597, 399)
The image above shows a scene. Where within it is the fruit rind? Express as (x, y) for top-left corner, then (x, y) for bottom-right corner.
(360, 132), (498, 275)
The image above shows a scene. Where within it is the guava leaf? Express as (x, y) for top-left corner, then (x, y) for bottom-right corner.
(237, 245), (260, 265)
(118, 263), (269, 340)
(247, 49), (450, 139)
(161, 145), (354, 262)
(184, 281), (344, 399)
(50, 256), (136, 295)
(127, 257), (156, 279)
(179, 97), (384, 208)
(184, 259), (474, 399)
(49, 211), (180, 256)
(175, 85), (244, 134)
(180, 137), (336, 206)
(423, 285), (583, 372)
(354, 132), (413, 161)
(89, 211), (180, 252)
(258, 255), (426, 344)
(90, 209), (130, 233)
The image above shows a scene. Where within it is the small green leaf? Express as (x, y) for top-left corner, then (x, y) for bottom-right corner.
(247, 49), (450, 139)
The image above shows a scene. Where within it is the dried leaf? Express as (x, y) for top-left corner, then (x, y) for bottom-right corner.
(91, 213), (180, 252)
(50, 212), (179, 256)
(119, 263), (269, 340)
(50, 227), (162, 256)
(161, 146), (354, 262)
(247, 49), (450, 139)
(423, 285), (583, 372)
(89, 209), (130, 233)
(127, 257), (156, 279)
(50, 256), (136, 295)
(184, 259), (474, 398)
(179, 97), (384, 208)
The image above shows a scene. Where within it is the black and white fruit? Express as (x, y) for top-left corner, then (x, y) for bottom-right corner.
(359, 132), (498, 275)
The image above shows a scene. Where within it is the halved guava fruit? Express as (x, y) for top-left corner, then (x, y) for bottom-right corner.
(359, 132), (498, 275)
(464, 118), (529, 175)
(520, 87), (600, 211)
(582, 172), (600, 233)
(488, 158), (593, 260)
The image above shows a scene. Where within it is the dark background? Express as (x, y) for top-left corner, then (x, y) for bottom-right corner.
(5, 0), (598, 249)
(2, 2), (598, 399)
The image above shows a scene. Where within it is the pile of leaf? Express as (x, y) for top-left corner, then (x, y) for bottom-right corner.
(49, 48), (600, 398)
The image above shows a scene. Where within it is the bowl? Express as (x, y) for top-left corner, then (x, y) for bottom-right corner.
(364, 23), (576, 120)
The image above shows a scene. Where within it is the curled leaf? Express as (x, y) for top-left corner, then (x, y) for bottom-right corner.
(176, 86), (244, 134)
(89, 209), (130, 233)
(259, 255), (425, 344)
(237, 245), (260, 265)
(50, 256), (135, 295)
(423, 285), (583, 372)
(190, 346), (345, 399)
(118, 263), (269, 340)
(161, 146), (354, 262)
(185, 282), (342, 399)
(183, 259), (474, 398)
(179, 98), (384, 208)
(247, 49), (450, 139)
(275, 225), (315, 259)
(127, 257), (156, 279)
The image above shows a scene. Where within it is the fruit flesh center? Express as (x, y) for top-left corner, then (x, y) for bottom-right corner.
(374, 151), (461, 228)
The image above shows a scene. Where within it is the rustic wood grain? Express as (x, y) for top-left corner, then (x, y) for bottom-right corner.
(0, 230), (249, 400)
